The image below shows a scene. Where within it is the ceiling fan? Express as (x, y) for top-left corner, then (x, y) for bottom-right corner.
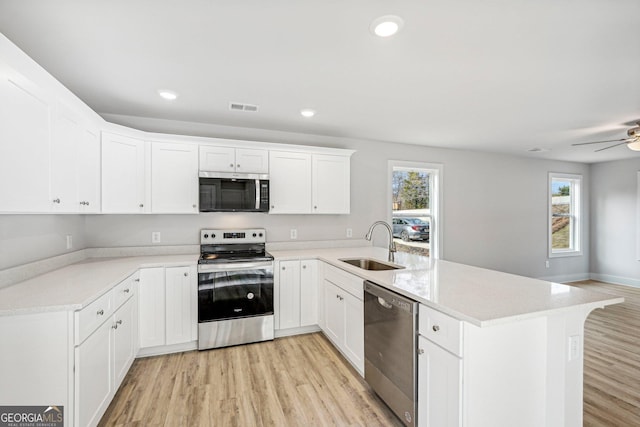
(572, 121), (640, 152)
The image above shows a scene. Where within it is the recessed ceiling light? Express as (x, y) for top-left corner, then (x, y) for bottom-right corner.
(370, 15), (404, 37)
(300, 108), (316, 118)
(158, 89), (178, 101)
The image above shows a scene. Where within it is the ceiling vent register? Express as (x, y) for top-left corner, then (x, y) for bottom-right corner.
(229, 102), (259, 112)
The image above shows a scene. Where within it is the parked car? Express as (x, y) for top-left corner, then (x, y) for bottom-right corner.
(392, 217), (430, 242)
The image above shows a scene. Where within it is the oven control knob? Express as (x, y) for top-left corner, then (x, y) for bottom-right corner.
(212, 234), (216, 239)
(247, 292), (255, 300)
(259, 233), (263, 237)
(252, 233), (257, 237)
(204, 234), (209, 239)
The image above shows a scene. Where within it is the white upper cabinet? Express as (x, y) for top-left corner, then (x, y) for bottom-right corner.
(50, 103), (80, 212)
(269, 151), (312, 214)
(151, 142), (198, 213)
(199, 145), (268, 174)
(102, 132), (149, 213)
(77, 127), (101, 213)
(0, 67), (52, 213)
(312, 154), (350, 214)
(270, 150), (352, 214)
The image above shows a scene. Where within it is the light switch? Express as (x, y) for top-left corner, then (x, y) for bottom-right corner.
(152, 232), (161, 243)
(568, 335), (580, 361)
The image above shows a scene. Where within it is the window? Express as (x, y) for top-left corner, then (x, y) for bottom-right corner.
(388, 161), (442, 259)
(549, 173), (581, 257)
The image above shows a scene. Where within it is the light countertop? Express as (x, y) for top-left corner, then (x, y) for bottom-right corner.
(0, 254), (198, 316)
(270, 246), (624, 326)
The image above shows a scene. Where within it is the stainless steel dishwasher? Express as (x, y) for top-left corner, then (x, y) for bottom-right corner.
(364, 280), (418, 426)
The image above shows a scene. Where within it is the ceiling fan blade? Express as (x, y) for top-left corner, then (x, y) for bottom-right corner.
(594, 141), (632, 152)
(572, 138), (629, 146)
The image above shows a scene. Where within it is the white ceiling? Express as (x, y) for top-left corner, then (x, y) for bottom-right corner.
(1, 0), (639, 163)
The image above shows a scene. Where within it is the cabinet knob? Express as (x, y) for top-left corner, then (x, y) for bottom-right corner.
(184, 272), (188, 277)
(192, 204), (197, 208)
(139, 203), (144, 208)
(237, 164), (241, 168)
(124, 288), (130, 293)
(86, 201), (90, 206)
(271, 205), (275, 209)
(302, 265), (307, 269)
(282, 266), (286, 270)
(53, 198), (61, 204)
(418, 348), (425, 355)
(432, 325), (440, 332)
(229, 163), (234, 168)
(134, 278), (140, 282)
(314, 205), (317, 209)
(97, 309), (104, 316)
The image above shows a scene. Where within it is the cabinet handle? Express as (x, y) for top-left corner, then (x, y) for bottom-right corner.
(184, 272), (188, 277)
(53, 198), (61, 204)
(418, 348), (425, 355)
(116, 319), (123, 325)
(432, 325), (440, 332)
(86, 201), (90, 206)
(124, 288), (130, 293)
(97, 309), (104, 316)
(134, 278), (140, 282)
(112, 324), (118, 330)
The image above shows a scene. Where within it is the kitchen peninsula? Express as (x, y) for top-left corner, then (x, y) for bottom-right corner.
(0, 246), (622, 427)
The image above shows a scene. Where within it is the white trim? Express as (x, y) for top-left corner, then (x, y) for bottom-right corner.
(388, 160), (443, 259)
(548, 172), (582, 258)
(537, 273), (591, 283)
(590, 273), (640, 289)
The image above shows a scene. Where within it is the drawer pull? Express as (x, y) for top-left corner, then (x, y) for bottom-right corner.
(116, 319), (123, 325)
(432, 325), (440, 332)
(97, 309), (104, 316)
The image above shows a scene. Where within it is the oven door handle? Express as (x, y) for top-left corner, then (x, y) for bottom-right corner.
(198, 261), (274, 273)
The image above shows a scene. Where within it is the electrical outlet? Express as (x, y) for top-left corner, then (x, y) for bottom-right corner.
(152, 231), (161, 243)
(290, 229), (297, 240)
(545, 260), (550, 268)
(346, 228), (353, 238)
(568, 335), (580, 361)
(66, 235), (73, 249)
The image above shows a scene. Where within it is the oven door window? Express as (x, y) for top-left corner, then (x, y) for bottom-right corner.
(198, 268), (274, 321)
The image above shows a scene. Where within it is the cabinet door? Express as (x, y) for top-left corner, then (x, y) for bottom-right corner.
(102, 132), (147, 213)
(75, 320), (111, 427)
(112, 297), (136, 389)
(165, 266), (196, 346)
(50, 104), (80, 212)
(199, 145), (235, 172)
(278, 260), (301, 329)
(343, 291), (364, 373)
(322, 280), (344, 346)
(236, 148), (268, 173)
(417, 336), (462, 427)
(312, 154), (350, 214)
(77, 127), (101, 212)
(151, 142), (198, 213)
(138, 268), (166, 348)
(269, 151), (312, 214)
(300, 259), (319, 327)
(0, 70), (52, 212)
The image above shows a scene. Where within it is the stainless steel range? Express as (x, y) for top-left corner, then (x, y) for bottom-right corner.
(197, 228), (274, 350)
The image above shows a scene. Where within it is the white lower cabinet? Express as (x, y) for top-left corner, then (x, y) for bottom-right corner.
(74, 273), (138, 427)
(276, 259), (319, 331)
(321, 265), (364, 374)
(417, 335), (462, 427)
(139, 265), (197, 351)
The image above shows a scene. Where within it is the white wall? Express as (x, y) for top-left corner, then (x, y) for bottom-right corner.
(85, 116), (590, 280)
(590, 157), (640, 286)
(0, 215), (86, 270)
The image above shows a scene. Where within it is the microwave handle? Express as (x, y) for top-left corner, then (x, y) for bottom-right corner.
(255, 179), (260, 210)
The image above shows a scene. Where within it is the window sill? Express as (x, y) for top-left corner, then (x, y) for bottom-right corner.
(549, 250), (583, 259)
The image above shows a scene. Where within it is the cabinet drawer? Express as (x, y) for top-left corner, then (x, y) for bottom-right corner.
(113, 273), (137, 309)
(419, 304), (463, 357)
(75, 291), (113, 345)
(323, 264), (363, 300)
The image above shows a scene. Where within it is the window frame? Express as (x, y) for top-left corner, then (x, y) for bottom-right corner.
(548, 172), (582, 258)
(388, 160), (443, 259)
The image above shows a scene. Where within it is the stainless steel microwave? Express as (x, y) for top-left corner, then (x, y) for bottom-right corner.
(199, 172), (269, 212)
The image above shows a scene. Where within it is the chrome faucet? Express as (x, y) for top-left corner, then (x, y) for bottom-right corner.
(365, 221), (396, 262)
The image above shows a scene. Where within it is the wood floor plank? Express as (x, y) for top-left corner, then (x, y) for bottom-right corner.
(99, 333), (402, 427)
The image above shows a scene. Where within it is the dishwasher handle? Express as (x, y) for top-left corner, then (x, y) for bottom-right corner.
(364, 281), (417, 314)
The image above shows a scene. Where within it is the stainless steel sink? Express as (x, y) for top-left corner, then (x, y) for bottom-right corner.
(339, 258), (404, 271)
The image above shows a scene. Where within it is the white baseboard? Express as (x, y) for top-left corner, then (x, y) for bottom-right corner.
(589, 273), (640, 288)
(136, 340), (197, 358)
(274, 325), (321, 338)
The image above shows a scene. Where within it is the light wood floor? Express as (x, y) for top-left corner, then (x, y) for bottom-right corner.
(100, 280), (640, 427)
(99, 332), (403, 427)
(571, 280), (640, 427)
